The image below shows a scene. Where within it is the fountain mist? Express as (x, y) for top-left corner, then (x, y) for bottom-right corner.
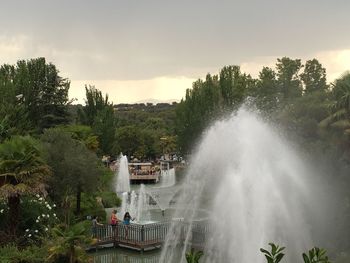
(160, 168), (176, 188)
(160, 108), (321, 263)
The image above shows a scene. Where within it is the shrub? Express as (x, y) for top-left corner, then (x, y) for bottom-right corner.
(0, 244), (47, 263)
(19, 195), (59, 243)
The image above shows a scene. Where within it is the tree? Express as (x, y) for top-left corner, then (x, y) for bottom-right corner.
(13, 58), (70, 131)
(0, 64), (32, 140)
(219, 65), (253, 108)
(115, 126), (144, 158)
(92, 106), (116, 155)
(78, 85), (110, 126)
(59, 125), (99, 152)
(320, 72), (350, 133)
(300, 59), (328, 94)
(276, 57), (303, 101)
(253, 67), (279, 113)
(0, 136), (51, 235)
(41, 129), (101, 215)
(47, 222), (93, 263)
(319, 72), (350, 161)
(77, 86), (116, 155)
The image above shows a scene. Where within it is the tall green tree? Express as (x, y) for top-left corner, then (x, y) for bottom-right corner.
(0, 136), (51, 235)
(78, 85), (110, 126)
(41, 129), (101, 215)
(176, 65), (254, 153)
(115, 126), (144, 158)
(253, 67), (279, 113)
(219, 65), (253, 108)
(320, 72), (350, 133)
(78, 85), (116, 155)
(300, 59), (328, 94)
(0, 64), (31, 140)
(276, 57), (303, 101)
(319, 72), (350, 162)
(92, 106), (116, 155)
(14, 58), (70, 131)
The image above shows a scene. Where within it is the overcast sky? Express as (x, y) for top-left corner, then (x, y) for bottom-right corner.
(1, 0), (350, 103)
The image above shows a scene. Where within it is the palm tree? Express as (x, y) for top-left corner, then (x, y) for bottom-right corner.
(47, 222), (94, 263)
(320, 72), (350, 135)
(0, 136), (51, 235)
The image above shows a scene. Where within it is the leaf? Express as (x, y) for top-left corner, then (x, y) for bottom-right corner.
(277, 246), (286, 253)
(270, 243), (277, 255)
(265, 255), (273, 263)
(275, 253), (285, 263)
(260, 248), (272, 257)
(303, 253), (310, 263)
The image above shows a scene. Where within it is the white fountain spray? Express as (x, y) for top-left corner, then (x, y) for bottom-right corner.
(160, 108), (320, 263)
(160, 168), (176, 188)
(119, 192), (128, 220)
(115, 153), (130, 193)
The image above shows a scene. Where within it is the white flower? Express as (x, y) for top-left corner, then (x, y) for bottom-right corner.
(53, 213), (56, 217)
(36, 220), (39, 223)
(35, 230), (38, 233)
(28, 234), (32, 237)
(42, 214), (45, 217)
(45, 228), (48, 231)
(37, 216), (41, 219)
(25, 229), (29, 232)
(46, 214), (50, 218)
(53, 204), (56, 208)
(39, 197), (43, 201)
(36, 194), (40, 198)
(0, 209), (4, 213)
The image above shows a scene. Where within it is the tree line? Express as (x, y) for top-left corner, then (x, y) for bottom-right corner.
(175, 57), (349, 160)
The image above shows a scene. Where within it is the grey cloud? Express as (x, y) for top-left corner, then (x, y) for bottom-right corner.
(1, 0), (350, 80)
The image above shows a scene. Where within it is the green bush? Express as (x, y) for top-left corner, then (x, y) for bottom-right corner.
(19, 195), (59, 243)
(0, 244), (47, 263)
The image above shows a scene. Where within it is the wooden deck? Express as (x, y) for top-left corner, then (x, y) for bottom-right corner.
(130, 173), (159, 183)
(91, 221), (209, 251)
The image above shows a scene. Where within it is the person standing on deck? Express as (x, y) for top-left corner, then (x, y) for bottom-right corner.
(110, 210), (118, 239)
(123, 212), (134, 239)
(92, 215), (103, 239)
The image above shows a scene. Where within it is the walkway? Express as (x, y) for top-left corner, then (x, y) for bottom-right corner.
(91, 221), (209, 251)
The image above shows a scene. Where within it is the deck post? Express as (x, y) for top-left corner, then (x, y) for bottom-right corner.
(141, 225), (145, 242)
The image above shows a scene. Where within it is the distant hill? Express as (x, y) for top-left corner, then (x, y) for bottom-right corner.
(135, 98), (179, 104)
(114, 101), (177, 112)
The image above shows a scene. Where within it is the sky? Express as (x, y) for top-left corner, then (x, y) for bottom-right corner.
(1, 0), (350, 104)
